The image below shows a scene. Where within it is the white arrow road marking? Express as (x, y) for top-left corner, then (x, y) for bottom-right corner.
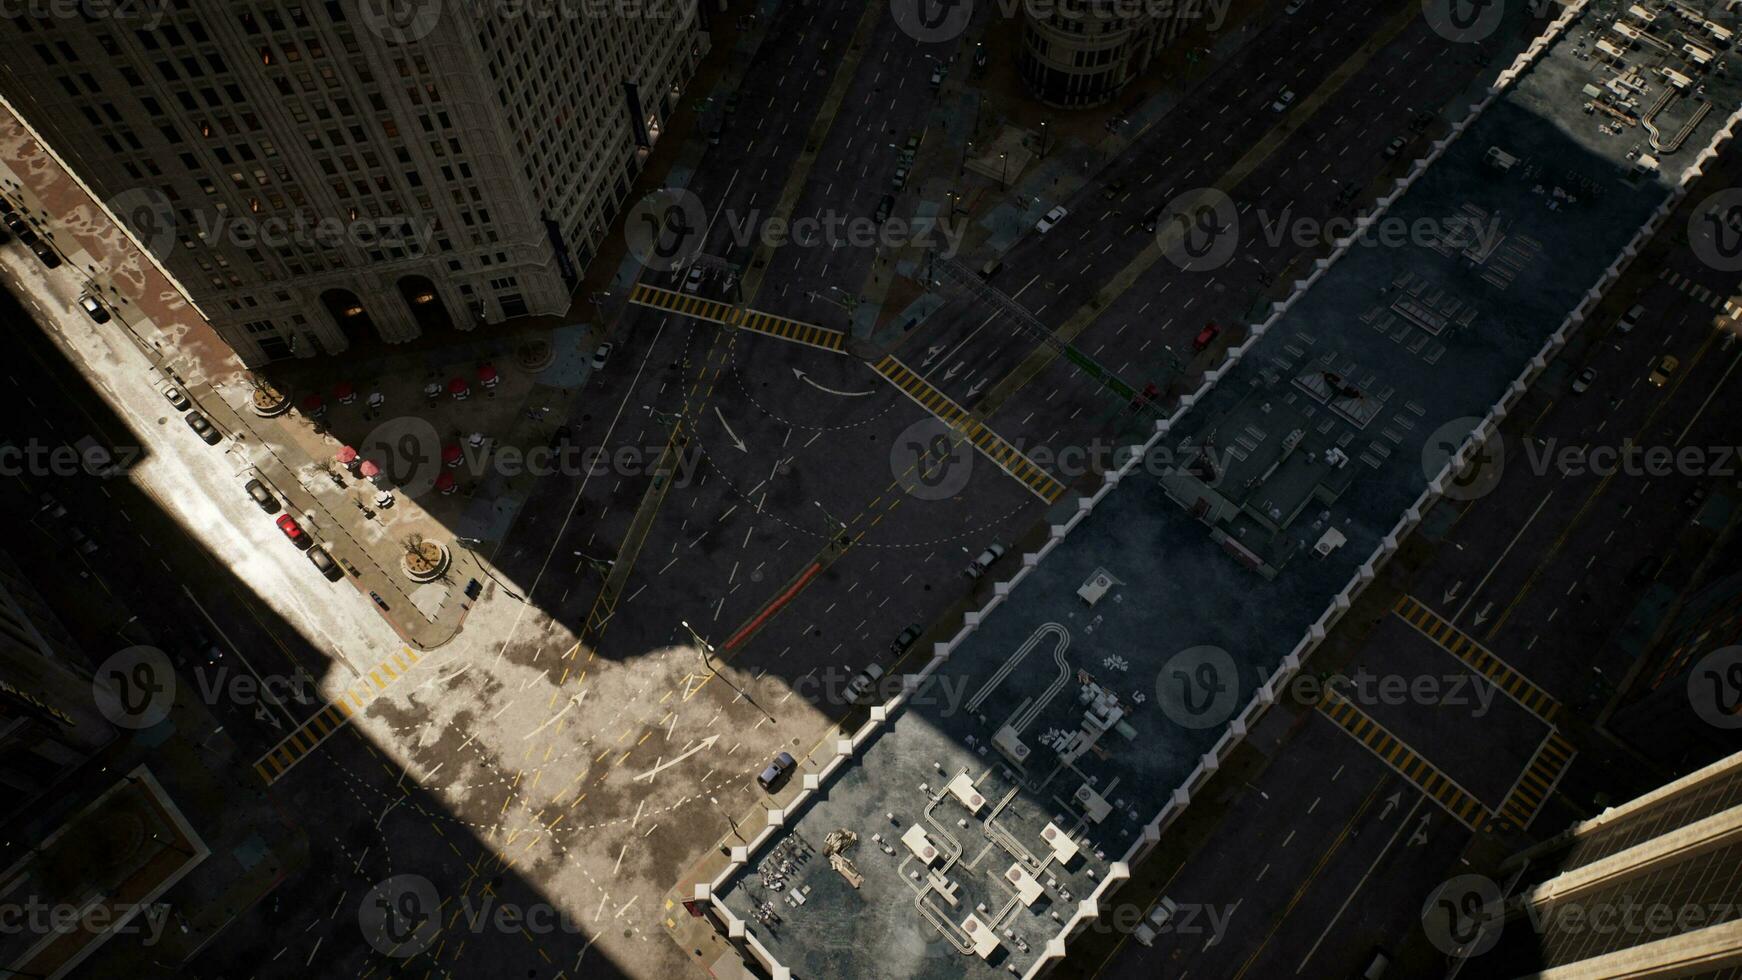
(714, 407), (748, 452)
(791, 368), (874, 397)
(634, 734), (721, 782)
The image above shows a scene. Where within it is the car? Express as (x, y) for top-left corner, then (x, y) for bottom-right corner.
(79, 296), (110, 323)
(2, 213), (25, 235)
(707, 126), (723, 146)
(724, 93), (740, 116)
(1272, 88), (1295, 112)
(875, 194), (895, 224)
(369, 590), (390, 610)
(183, 410), (221, 444)
(307, 546), (341, 579)
(244, 478), (280, 513)
(683, 265), (704, 292)
(756, 751), (796, 791)
(965, 542), (1007, 579)
(73, 436), (116, 477)
(160, 382), (190, 409)
(275, 514), (309, 548)
(1133, 897), (1179, 947)
(1336, 182), (1361, 205)
(0, 196), (13, 215)
(1142, 204), (1164, 233)
(1617, 303), (1644, 334)
(590, 343), (613, 371)
(1627, 553), (1665, 586)
(1103, 178), (1126, 200)
(903, 134), (921, 159)
(1194, 321), (1222, 351)
(844, 663), (886, 704)
(891, 623), (922, 656)
(0, 223), (11, 246)
(891, 165), (908, 190)
(1683, 484), (1709, 510)
(1648, 354), (1679, 387)
(1285, 0), (1307, 11)
(1130, 381), (1160, 410)
(550, 423), (574, 449)
(68, 526), (99, 556)
(38, 493), (66, 519)
(1383, 136), (1408, 160)
(31, 243), (60, 268)
(929, 65), (945, 89)
(1570, 367), (1596, 394)
(1036, 205), (1068, 233)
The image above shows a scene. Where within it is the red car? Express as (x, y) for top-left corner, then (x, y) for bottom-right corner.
(1193, 322), (1221, 352)
(275, 514), (309, 548)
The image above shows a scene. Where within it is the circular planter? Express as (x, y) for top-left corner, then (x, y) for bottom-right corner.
(401, 540), (450, 583)
(516, 338), (554, 372)
(251, 385), (291, 418)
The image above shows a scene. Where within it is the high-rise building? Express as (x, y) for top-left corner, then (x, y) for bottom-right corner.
(1475, 750), (1742, 976)
(0, 548), (115, 815)
(1017, 0), (1195, 108)
(0, 2), (707, 364)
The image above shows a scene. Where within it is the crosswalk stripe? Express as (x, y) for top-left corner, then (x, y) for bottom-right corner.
(1317, 690), (1490, 831)
(1392, 595), (1561, 723)
(871, 355), (1066, 503)
(252, 647), (425, 786)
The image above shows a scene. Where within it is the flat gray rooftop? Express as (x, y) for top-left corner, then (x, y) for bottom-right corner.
(721, 4), (1742, 976)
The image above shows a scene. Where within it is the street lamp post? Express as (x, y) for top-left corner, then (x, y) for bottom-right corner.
(1000, 151), (1009, 190)
(682, 619), (718, 671)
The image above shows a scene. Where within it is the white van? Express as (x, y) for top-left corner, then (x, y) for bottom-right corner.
(1617, 304), (1644, 334)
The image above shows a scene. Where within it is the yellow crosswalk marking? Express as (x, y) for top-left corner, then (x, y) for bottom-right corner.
(1392, 595), (1561, 723)
(1318, 690), (1491, 831)
(871, 355), (1067, 503)
(252, 647), (425, 786)
(1496, 731), (1575, 831)
(627, 284), (847, 353)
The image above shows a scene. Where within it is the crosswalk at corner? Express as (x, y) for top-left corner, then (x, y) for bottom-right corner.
(253, 646), (424, 785)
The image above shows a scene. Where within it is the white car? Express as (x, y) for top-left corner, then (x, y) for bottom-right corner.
(160, 382), (190, 410)
(1272, 89), (1295, 112)
(590, 343), (613, 371)
(683, 265), (704, 292)
(1036, 206), (1068, 233)
(965, 542), (1007, 579)
(1616, 303), (1644, 334)
(1571, 367), (1595, 394)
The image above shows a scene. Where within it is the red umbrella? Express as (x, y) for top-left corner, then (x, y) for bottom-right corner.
(358, 459), (381, 479)
(335, 446), (358, 464)
(442, 443), (462, 467)
(448, 376), (468, 395)
(434, 472), (456, 494)
(478, 363), (499, 386)
(333, 381), (355, 402)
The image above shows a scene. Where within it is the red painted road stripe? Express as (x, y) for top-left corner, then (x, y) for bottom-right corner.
(724, 562), (821, 652)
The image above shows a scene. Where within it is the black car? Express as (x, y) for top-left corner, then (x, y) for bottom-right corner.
(243, 478), (280, 512)
(1141, 204), (1164, 233)
(31, 243), (59, 268)
(184, 410), (221, 444)
(874, 194), (894, 224)
(0, 223), (11, 246)
(891, 623), (922, 656)
(756, 751), (796, 791)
